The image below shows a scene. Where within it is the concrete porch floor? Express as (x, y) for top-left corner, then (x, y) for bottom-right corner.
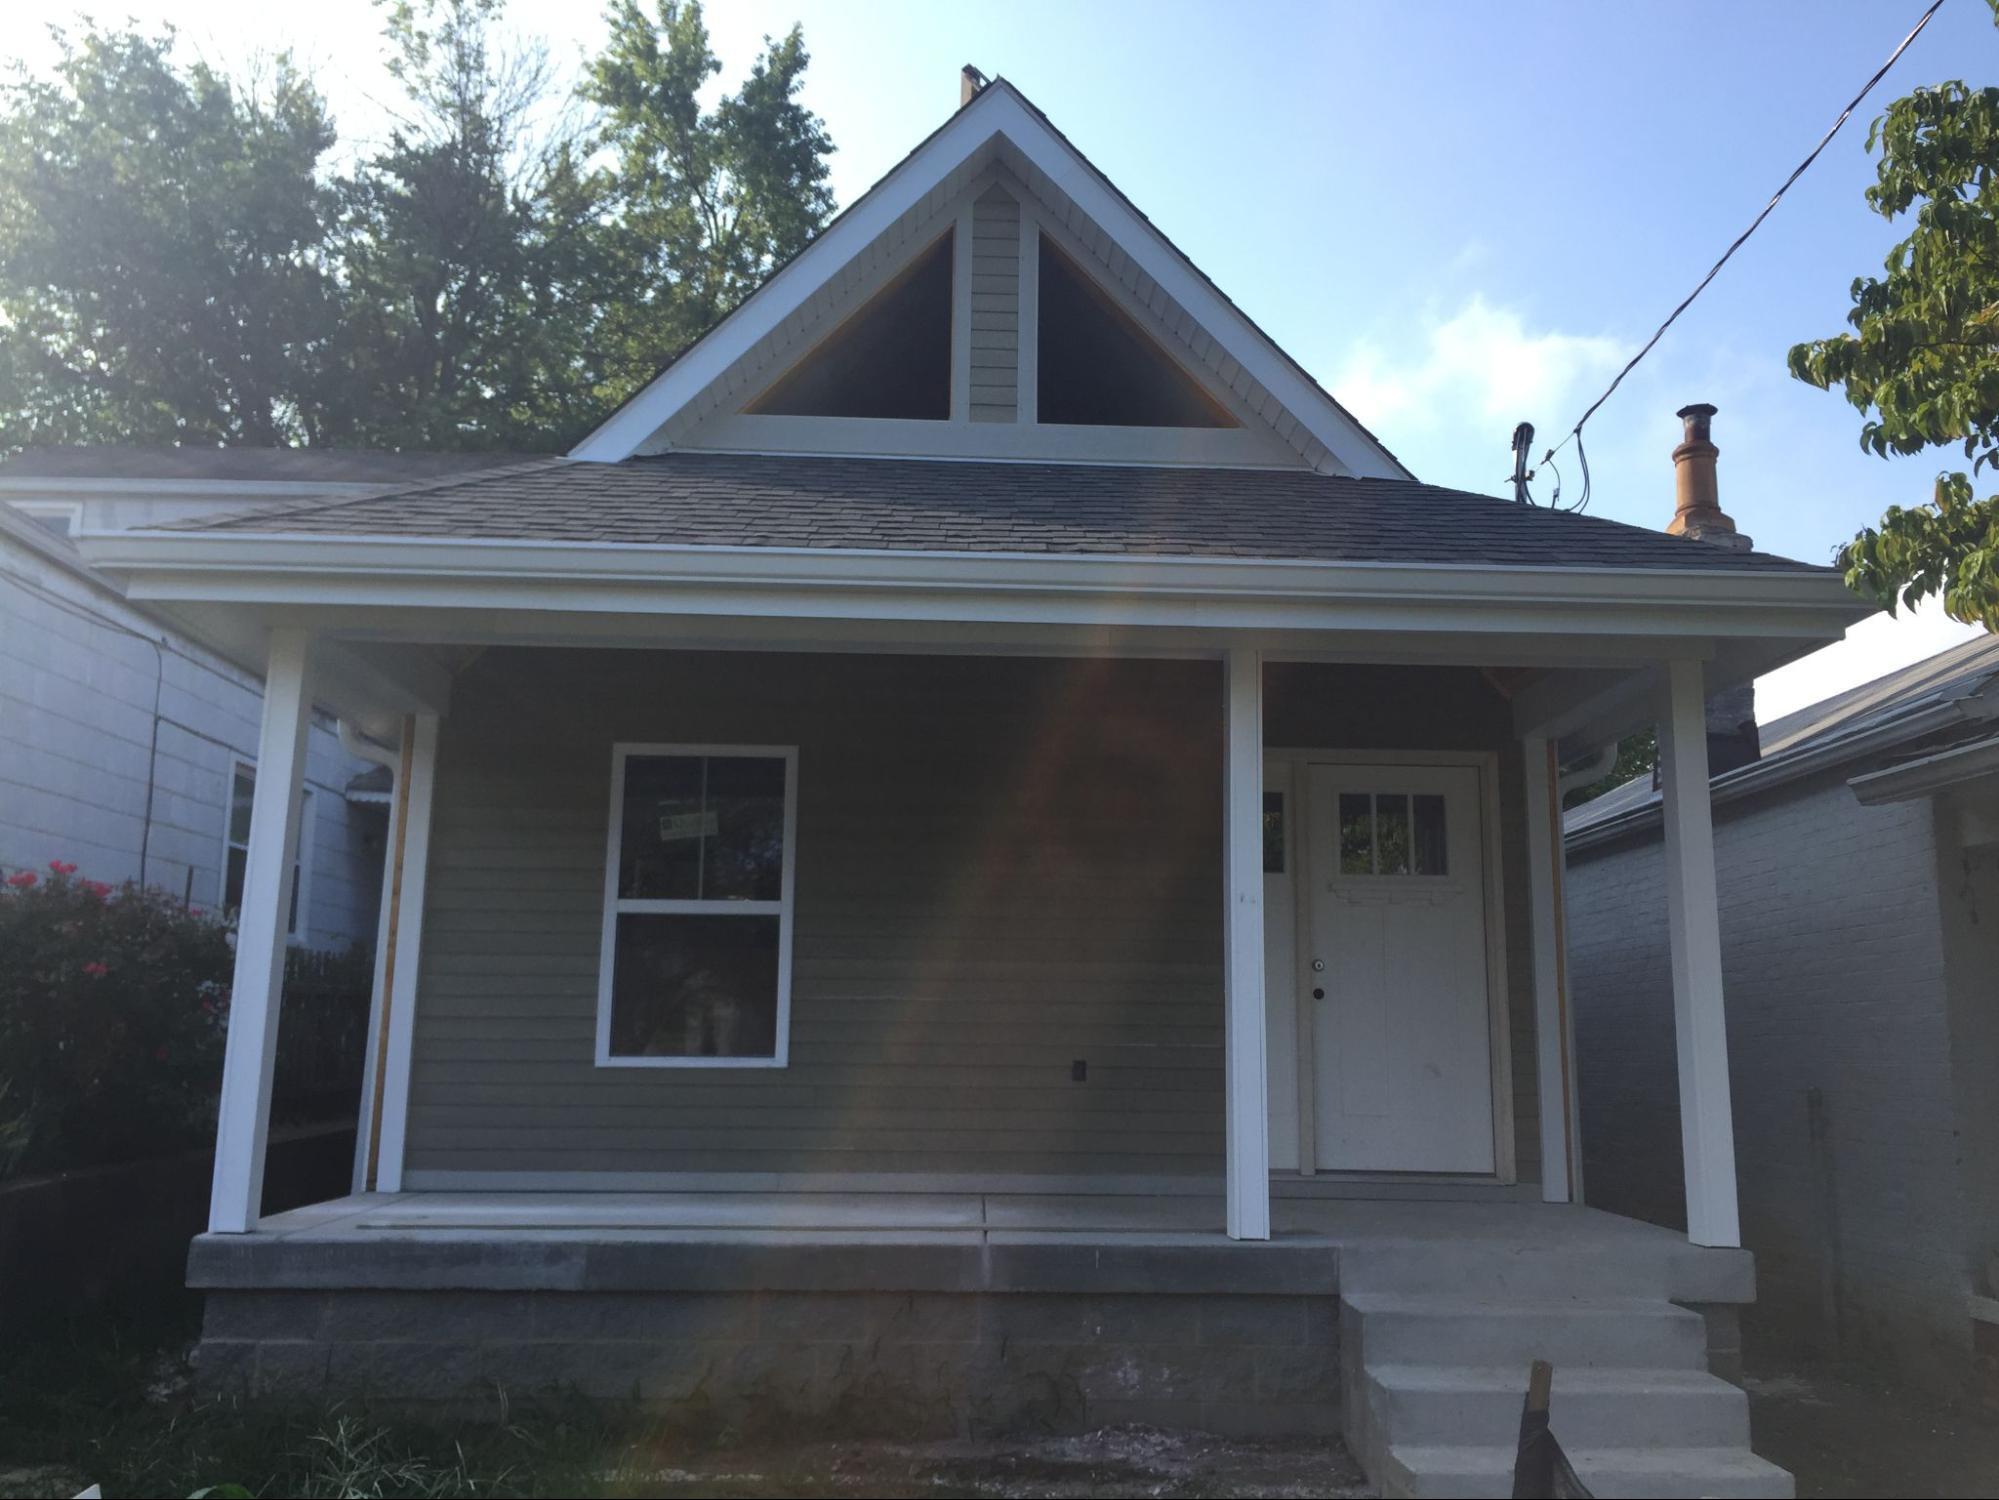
(194, 1190), (1754, 1305)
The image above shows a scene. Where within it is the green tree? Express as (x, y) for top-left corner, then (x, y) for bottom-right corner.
(326, 0), (610, 449)
(583, 0), (836, 398)
(0, 26), (342, 448)
(1562, 729), (1657, 810)
(1789, 5), (1999, 630)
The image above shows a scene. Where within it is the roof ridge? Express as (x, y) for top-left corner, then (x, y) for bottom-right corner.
(146, 456), (573, 534)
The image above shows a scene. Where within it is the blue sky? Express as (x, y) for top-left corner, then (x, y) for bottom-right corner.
(11, 0), (1994, 709)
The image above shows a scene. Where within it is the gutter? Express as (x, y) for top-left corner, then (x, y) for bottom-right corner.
(1568, 685), (1999, 852)
(1848, 729), (1999, 804)
(74, 527), (1866, 614)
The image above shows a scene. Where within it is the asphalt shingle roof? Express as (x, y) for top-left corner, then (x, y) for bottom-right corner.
(1566, 631), (1999, 836)
(160, 452), (1826, 573)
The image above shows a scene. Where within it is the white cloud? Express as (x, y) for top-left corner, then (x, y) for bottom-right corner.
(1332, 298), (1628, 491)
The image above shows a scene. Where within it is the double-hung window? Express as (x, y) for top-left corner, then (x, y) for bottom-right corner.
(225, 760), (309, 940)
(595, 745), (798, 1067)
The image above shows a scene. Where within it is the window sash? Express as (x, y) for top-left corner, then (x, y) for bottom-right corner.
(595, 743), (799, 1069)
(226, 761), (308, 938)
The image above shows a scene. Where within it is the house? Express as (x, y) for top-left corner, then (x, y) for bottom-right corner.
(75, 74), (1870, 1496)
(1565, 631), (1999, 1405)
(0, 447), (540, 951)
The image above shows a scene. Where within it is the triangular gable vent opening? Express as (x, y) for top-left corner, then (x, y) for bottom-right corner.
(747, 230), (954, 420)
(1036, 235), (1237, 429)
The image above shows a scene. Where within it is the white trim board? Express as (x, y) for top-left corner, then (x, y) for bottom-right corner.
(83, 529), (1868, 645)
(570, 80), (1406, 479)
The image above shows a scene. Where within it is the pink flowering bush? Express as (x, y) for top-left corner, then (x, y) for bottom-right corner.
(0, 862), (233, 1177)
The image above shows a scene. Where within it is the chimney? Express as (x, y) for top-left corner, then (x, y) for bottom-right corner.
(1666, 403), (1751, 551)
(960, 66), (987, 108)
(1666, 402), (1761, 773)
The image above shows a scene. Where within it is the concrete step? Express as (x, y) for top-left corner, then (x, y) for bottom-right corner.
(1380, 1441), (1794, 1499)
(1342, 1293), (1711, 1369)
(1338, 1242), (1674, 1300)
(1365, 1363), (1750, 1450)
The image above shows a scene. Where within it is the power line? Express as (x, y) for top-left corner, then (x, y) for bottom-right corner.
(1535, 0), (1949, 509)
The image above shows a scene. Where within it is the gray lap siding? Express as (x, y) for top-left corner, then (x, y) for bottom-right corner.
(406, 649), (1228, 1180)
(403, 650), (1540, 1184)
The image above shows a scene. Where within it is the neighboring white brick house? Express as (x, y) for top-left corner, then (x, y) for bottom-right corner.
(0, 447), (540, 949)
(1565, 637), (1999, 1395)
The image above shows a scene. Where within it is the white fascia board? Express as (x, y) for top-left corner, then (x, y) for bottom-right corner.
(0, 476), (383, 499)
(79, 528), (1869, 642)
(569, 111), (1008, 463)
(568, 82), (1406, 480)
(979, 89), (1406, 481)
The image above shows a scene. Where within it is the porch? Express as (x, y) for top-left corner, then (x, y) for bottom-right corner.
(203, 636), (1759, 1248)
(193, 1183), (1750, 1297)
(191, 1184), (1770, 1492)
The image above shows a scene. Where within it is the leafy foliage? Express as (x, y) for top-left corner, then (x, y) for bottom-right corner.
(0, 2), (837, 454)
(1562, 729), (1657, 810)
(0, 864), (232, 1177)
(1788, 9), (1999, 630)
(326, 0), (610, 449)
(584, 1), (836, 397)
(0, 29), (342, 447)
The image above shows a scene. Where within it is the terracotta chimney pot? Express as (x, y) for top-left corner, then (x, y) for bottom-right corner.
(1667, 403), (1751, 551)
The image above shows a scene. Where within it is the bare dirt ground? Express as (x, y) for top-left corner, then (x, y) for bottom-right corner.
(1745, 1356), (1999, 1499)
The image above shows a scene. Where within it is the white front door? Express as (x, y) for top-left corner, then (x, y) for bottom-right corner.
(1306, 762), (1496, 1173)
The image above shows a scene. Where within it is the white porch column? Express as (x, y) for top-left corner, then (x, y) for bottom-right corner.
(1522, 734), (1576, 1202)
(352, 716), (414, 1194)
(208, 628), (314, 1234)
(1658, 658), (1742, 1247)
(372, 711), (441, 1194)
(1223, 647), (1271, 1241)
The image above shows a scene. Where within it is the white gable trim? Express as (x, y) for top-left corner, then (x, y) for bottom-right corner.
(571, 81), (1408, 479)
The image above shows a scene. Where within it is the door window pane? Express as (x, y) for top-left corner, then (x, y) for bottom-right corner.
(1339, 793), (1373, 875)
(1376, 794), (1411, 875)
(619, 754), (787, 901)
(607, 913), (781, 1059)
(1336, 788), (1451, 879)
(1413, 794), (1448, 876)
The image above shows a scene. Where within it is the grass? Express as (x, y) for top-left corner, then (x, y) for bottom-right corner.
(0, 1298), (854, 1499)
(0, 1297), (1360, 1499)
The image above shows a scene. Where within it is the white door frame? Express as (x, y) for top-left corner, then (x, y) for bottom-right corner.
(1263, 746), (1516, 1184)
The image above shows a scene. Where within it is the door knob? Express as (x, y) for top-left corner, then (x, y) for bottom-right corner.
(1312, 987), (1326, 1000)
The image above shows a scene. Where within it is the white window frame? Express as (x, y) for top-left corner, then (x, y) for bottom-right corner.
(595, 742), (799, 1070)
(224, 756), (312, 944)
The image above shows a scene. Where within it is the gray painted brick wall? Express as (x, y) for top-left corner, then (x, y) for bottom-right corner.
(1567, 772), (1972, 1379)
